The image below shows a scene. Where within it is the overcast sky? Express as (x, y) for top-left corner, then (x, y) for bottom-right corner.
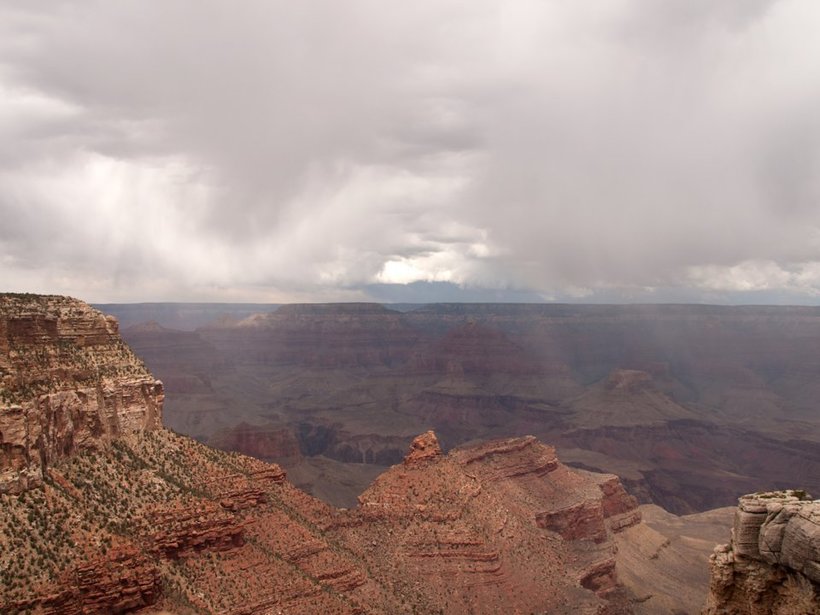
(1, 0), (819, 304)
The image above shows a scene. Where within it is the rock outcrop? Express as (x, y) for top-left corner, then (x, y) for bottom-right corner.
(147, 503), (248, 558)
(705, 490), (819, 614)
(335, 433), (641, 614)
(0, 294), (163, 494)
(402, 429), (442, 466)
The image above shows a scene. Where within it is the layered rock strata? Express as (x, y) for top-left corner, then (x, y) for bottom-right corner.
(705, 490), (819, 614)
(0, 295), (163, 494)
(335, 433), (642, 614)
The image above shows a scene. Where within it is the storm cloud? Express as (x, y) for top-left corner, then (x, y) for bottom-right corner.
(1, 0), (819, 302)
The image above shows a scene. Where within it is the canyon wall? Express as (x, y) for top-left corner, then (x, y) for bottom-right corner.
(0, 294), (164, 494)
(3, 295), (767, 614)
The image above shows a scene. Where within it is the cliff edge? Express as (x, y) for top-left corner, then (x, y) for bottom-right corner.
(0, 294), (163, 493)
(705, 490), (819, 614)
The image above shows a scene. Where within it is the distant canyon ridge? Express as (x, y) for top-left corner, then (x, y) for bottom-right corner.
(106, 302), (820, 514)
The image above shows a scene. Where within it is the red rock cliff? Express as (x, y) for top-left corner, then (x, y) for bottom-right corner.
(0, 294), (163, 494)
(335, 432), (641, 614)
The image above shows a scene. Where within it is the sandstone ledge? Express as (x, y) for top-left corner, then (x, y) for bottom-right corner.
(705, 490), (819, 614)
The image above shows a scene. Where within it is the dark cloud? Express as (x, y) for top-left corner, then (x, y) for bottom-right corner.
(0, 1), (819, 302)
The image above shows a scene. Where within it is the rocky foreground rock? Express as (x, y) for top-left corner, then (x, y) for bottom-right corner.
(1, 425), (643, 614)
(705, 490), (819, 614)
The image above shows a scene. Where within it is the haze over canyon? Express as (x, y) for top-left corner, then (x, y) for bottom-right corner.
(108, 301), (820, 516)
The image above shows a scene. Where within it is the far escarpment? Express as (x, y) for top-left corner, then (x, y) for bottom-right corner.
(120, 302), (820, 514)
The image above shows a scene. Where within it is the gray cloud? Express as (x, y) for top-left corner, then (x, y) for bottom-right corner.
(1, 0), (819, 302)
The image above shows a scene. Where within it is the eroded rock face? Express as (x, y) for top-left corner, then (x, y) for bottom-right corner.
(705, 490), (819, 614)
(0, 295), (163, 494)
(339, 432), (641, 614)
(2, 425), (647, 614)
(148, 503), (248, 559)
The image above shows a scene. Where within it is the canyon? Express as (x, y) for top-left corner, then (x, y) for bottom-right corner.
(0, 294), (818, 615)
(112, 302), (820, 514)
(1, 294), (758, 614)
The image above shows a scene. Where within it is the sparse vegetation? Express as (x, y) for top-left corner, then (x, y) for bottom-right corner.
(0, 428), (289, 610)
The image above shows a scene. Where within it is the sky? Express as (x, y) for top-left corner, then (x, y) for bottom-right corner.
(1, 0), (820, 304)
